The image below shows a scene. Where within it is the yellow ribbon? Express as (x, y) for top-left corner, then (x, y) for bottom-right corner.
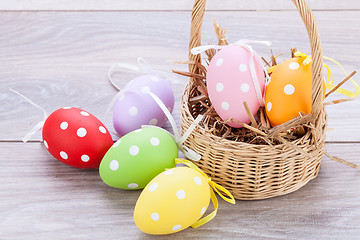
(174, 158), (236, 228)
(295, 51), (360, 98)
(322, 56), (360, 98)
(267, 51), (360, 98)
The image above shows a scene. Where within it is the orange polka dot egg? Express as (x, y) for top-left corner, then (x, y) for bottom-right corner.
(265, 57), (325, 126)
(134, 167), (210, 235)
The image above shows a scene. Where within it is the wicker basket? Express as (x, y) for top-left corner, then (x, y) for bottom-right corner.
(180, 0), (328, 200)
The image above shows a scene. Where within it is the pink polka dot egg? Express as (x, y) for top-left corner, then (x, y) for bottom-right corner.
(113, 74), (175, 136)
(206, 45), (266, 128)
(42, 107), (113, 169)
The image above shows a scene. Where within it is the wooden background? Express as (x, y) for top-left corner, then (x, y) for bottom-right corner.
(0, 1), (359, 239)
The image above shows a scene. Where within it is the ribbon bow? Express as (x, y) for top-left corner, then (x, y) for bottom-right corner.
(191, 39), (272, 107)
(294, 51), (360, 98)
(174, 158), (236, 228)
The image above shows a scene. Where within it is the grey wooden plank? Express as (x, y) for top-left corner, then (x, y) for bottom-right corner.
(0, 142), (359, 239)
(0, 11), (359, 141)
(0, 0), (359, 11)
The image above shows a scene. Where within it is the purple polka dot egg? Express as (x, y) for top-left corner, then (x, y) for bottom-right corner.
(206, 45), (266, 128)
(113, 74), (175, 136)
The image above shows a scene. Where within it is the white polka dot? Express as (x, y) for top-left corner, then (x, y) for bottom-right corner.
(81, 154), (90, 162)
(129, 106), (138, 116)
(141, 86), (150, 94)
(99, 126), (107, 134)
(241, 83), (250, 93)
(221, 102), (230, 110)
(60, 151), (68, 160)
(151, 213), (159, 221)
(172, 225), (181, 231)
(284, 84), (295, 95)
(216, 82), (224, 92)
(63, 107), (71, 109)
(239, 64), (248, 72)
(201, 207), (206, 215)
(149, 118), (158, 125)
(129, 145), (139, 156)
(150, 137), (160, 146)
(148, 183), (158, 192)
(164, 169), (174, 175)
(216, 58), (223, 66)
(118, 94), (125, 102)
(151, 76), (160, 82)
(128, 183), (138, 189)
(80, 111), (90, 116)
(113, 140), (121, 148)
(289, 62), (300, 70)
(77, 127), (87, 137)
(194, 177), (202, 185)
(60, 121), (68, 130)
(110, 160), (119, 170)
(43, 140), (49, 149)
(267, 102), (272, 112)
(176, 190), (186, 199)
(134, 129), (143, 133)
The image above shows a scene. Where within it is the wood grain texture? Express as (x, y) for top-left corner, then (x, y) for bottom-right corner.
(0, 142), (359, 240)
(0, 2), (359, 239)
(0, 11), (359, 141)
(0, 0), (359, 11)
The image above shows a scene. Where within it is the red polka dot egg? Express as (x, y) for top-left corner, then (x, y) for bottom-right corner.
(264, 57), (325, 126)
(206, 45), (266, 128)
(42, 107), (113, 169)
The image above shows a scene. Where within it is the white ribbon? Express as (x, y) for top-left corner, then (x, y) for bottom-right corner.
(10, 89), (48, 143)
(146, 90), (203, 161)
(107, 57), (178, 91)
(190, 39), (272, 107)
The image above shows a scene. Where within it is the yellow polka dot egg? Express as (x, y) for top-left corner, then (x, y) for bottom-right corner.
(134, 167), (210, 235)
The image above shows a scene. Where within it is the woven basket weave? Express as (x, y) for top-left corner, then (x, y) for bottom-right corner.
(180, 0), (328, 200)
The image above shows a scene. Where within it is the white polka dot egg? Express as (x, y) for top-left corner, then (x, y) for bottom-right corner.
(99, 126), (178, 190)
(206, 45), (266, 128)
(112, 74), (175, 136)
(42, 107), (113, 169)
(134, 167), (210, 235)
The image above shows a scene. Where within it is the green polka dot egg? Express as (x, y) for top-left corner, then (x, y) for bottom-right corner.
(134, 167), (210, 235)
(99, 126), (178, 190)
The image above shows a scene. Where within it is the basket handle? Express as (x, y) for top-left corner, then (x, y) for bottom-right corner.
(188, 0), (324, 117)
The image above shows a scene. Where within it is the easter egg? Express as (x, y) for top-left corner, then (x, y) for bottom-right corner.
(134, 167), (210, 235)
(113, 74), (175, 136)
(206, 45), (266, 128)
(265, 58), (325, 126)
(99, 126), (178, 190)
(42, 107), (113, 168)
